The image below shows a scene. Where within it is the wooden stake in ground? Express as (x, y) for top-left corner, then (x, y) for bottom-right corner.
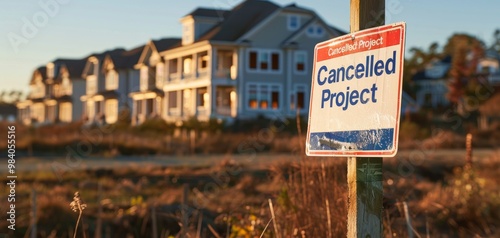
(348, 1), (385, 237)
(465, 133), (473, 168)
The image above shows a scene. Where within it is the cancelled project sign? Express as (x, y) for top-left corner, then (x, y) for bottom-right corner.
(306, 23), (406, 157)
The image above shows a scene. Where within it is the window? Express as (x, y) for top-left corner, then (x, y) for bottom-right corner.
(59, 102), (72, 122)
(182, 23), (193, 45)
(307, 24), (324, 37)
(247, 49), (281, 73)
(87, 60), (98, 76)
(197, 88), (208, 108)
(105, 70), (118, 90)
(86, 75), (97, 95)
(259, 52), (269, 70)
(287, 15), (300, 30)
(248, 84), (258, 109)
(316, 26), (323, 35)
(247, 84), (281, 110)
(168, 91), (178, 108)
(140, 67), (148, 91)
(294, 51), (307, 74)
(62, 77), (72, 95)
(183, 57), (192, 74)
(199, 52), (209, 71)
(105, 99), (118, 124)
(32, 103), (45, 122)
(249, 51), (258, 69)
(290, 85), (307, 111)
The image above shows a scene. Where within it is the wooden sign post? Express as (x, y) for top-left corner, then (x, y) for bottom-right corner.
(348, 1), (385, 237)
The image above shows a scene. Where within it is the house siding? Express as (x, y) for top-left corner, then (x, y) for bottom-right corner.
(72, 79), (86, 121)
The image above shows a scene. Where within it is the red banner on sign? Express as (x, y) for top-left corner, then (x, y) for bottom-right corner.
(317, 28), (401, 62)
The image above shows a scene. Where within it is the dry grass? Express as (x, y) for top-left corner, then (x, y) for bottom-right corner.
(1, 142), (499, 237)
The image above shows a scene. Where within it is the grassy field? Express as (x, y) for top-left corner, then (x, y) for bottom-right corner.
(1, 149), (499, 237)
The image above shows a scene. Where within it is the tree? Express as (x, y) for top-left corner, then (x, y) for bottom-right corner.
(492, 29), (500, 52)
(444, 34), (485, 113)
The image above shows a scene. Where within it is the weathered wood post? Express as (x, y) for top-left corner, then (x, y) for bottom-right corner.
(465, 133), (472, 168)
(31, 189), (37, 238)
(348, 1), (385, 237)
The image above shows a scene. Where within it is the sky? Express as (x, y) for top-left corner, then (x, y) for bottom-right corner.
(0, 0), (498, 95)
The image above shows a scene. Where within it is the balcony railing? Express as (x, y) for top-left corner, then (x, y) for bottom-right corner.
(216, 69), (230, 78)
(215, 66), (237, 79)
(168, 108), (181, 117)
(197, 70), (209, 78)
(196, 107), (208, 116)
(181, 72), (193, 80)
(169, 73), (180, 82)
(216, 107), (232, 116)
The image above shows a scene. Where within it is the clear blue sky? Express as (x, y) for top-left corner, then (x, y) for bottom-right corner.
(1, 0), (498, 95)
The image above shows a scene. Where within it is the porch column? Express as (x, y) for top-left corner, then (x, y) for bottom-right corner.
(132, 99), (137, 125)
(165, 59), (170, 83)
(193, 53), (199, 78)
(210, 47), (216, 78)
(232, 49), (238, 79)
(142, 99), (147, 120)
(177, 57), (182, 79)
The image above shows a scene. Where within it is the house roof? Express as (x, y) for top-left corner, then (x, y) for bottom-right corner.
(185, 7), (229, 19)
(53, 58), (87, 81)
(82, 48), (126, 76)
(151, 38), (181, 52)
(328, 25), (348, 35)
(483, 49), (500, 61)
(282, 3), (315, 14)
(412, 55), (452, 81)
(197, 0), (281, 42)
(109, 45), (146, 70)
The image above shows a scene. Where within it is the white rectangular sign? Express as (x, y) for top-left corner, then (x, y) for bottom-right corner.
(306, 23), (406, 157)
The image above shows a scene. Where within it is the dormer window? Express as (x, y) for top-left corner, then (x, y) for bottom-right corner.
(140, 67), (148, 91)
(87, 58), (99, 76)
(288, 14), (300, 30)
(105, 70), (118, 90)
(307, 24), (324, 37)
(62, 77), (72, 95)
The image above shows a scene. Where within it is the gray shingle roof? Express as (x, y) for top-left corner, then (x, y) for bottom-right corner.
(197, 0), (280, 42)
(110, 45), (145, 70)
(185, 7), (230, 19)
(53, 58), (87, 79)
(151, 38), (181, 52)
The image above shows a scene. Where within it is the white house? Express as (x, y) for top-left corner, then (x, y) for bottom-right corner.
(412, 56), (451, 108)
(130, 38), (181, 125)
(81, 48), (142, 125)
(17, 58), (86, 125)
(477, 49), (500, 86)
(157, 1), (345, 123)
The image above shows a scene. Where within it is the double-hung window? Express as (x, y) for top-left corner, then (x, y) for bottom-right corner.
(248, 49), (281, 73)
(247, 83), (281, 110)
